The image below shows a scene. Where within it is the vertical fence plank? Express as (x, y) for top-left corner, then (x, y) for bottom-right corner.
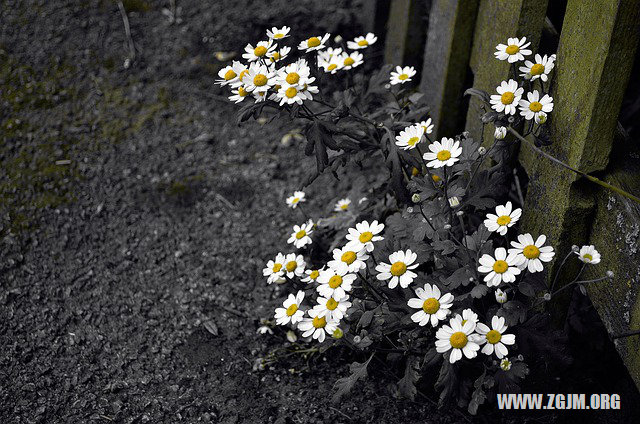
(419, 0), (479, 139)
(383, 0), (430, 68)
(361, 0), (391, 37)
(463, 0), (548, 143)
(517, 0), (640, 385)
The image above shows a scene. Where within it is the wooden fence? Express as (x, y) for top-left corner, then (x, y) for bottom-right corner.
(369, 0), (640, 387)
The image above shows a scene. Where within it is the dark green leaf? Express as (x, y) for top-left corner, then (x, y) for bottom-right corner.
(332, 354), (374, 403)
(396, 356), (421, 401)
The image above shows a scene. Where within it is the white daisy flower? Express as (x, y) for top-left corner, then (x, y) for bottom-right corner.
(300, 79), (319, 99)
(495, 288), (507, 304)
(283, 253), (306, 279)
(423, 137), (462, 168)
(458, 308), (479, 327)
(518, 90), (553, 121)
(395, 124), (425, 150)
(484, 201), (522, 235)
(389, 66), (416, 85)
(339, 51), (364, 70)
(242, 40), (276, 62)
(301, 268), (322, 284)
(477, 247), (522, 287)
(375, 249), (419, 289)
(229, 62), (250, 88)
(243, 62), (275, 94)
(345, 220), (385, 253)
(334, 198), (351, 212)
(316, 268), (357, 301)
(313, 293), (351, 320)
(476, 315), (516, 359)
(268, 46), (291, 63)
(275, 84), (310, 105)
(435, 315), (481, 364)
(298, 33), (330, 52)
(327, 246), (369, 274)
(297, 309), (339, 342)
(318, 47), (343, 63)
(495, 126), (507, 140)
(287, 220), (314, 249)
(228, 85), (250, 104)
(266, 26), (291, 40)
(257, 325), (273, 335)
(262, 252), (286, 284)
(509, 233), (555, 273)
(490, 79), (524, 115)
(500, 358), (512, 371)
(347, 33), (377, 49)
(320, 54), (342, 74)
(274, 291), (305, 325)
(276, 59), (312, 87)
(216, 64), (238, 86)
(417, 118), (434, 135)
(252, 90), (268, 103)
(494, 37), (532, 63)
(407, 283), (454, 327)
(286, 191), (306, 208)
(576, 245), (601, 264)
(519, 54), (555, 81)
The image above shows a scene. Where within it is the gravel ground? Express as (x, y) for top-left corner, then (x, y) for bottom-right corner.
(1, 1), (639, 423)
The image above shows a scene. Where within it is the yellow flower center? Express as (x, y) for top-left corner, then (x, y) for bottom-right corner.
(292, 197), (300, 204)
(286, 303), (298, 316)
(238, 69), (249, 81)
(530, 63), (545, 75)
(357, 40), (369, 46)
(411, 167), (420, 176)
(328, 275), (343, 289)
(224, 69), (237, 80)
(307, 37), (321, 48)
(432, 174), (441, 182)
(286, 260), (298, 272)
(493, 260), (508, 274)
(359, 231), (373, 243)
(523, 245), (540, 259)
(505, 44), (520, 55)
(273, 33), (285, 39)
(270, 52), (281, 62)
(253, 74), (268, 86)
(327, 64), (337, 71)
(422, 298), (440, 314)
(254, 46), (267, 57)
(312, 316), (327, 328)
(286, 72), (300, 84)
(496, 215), (511, 226)
(341, 251), (357, 265)
(398, 73), (409, 80)
(309, 270), (319, 280)
(285, 87), (298, 98)
(450, 332), (468, 349)
(390, 261), (407, 276)
(486, 329), (502, 344)
(408, 136), (420, 146)
(238, 87), (248, 97)
(437, 150), (451, 161)
(583, 253), (593, 262)
(344, 57), (355, 66)
(501, 91), (515, 105)
(326, 298), (338, 310)
(295, 230), (306, 239)
(529, 101), (542, 112)
(340, 203), (348, 210)
(272, 263), (282, 273)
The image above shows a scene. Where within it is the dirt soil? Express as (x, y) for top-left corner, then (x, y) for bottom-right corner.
(1, 1), (639, 424)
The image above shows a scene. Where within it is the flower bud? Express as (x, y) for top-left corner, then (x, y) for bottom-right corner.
(495, 288), (507, 304)
(462, 131), (470, 138)
(334, 35), (343, 43)
(494, 126), (507, 140)
(412, 193), (421, 203)
(478, 146), (487, 155)
(606, 270), (614, 278)
(572, 245), (579, 252)
(535, 112), (548, 124)
(332, 328), (344, 339)
(456, 210), (464, 216)
(431, 174), (441, 183)
(500, 358), (512, 371)
(353, 335), (362, 344)
(443, 224), (452, 230)
(543, 292), (551, 301)
(448, 197), (460, 208)
(286, 330), (297, 343)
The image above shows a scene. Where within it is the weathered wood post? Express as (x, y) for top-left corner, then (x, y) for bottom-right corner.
(419, 0), (479, 139)
(383, 0), (430, 68)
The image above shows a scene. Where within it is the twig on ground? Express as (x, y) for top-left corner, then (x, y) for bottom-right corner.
(117, 1), (136, 67)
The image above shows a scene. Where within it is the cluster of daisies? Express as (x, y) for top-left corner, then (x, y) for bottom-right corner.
(492, 37), (556, 137)
(214, 27), (380, 105)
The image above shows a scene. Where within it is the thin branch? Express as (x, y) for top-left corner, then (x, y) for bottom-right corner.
(117, 1), (136, 65)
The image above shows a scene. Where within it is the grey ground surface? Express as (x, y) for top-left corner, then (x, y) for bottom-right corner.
(0, 1), (456, 423)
